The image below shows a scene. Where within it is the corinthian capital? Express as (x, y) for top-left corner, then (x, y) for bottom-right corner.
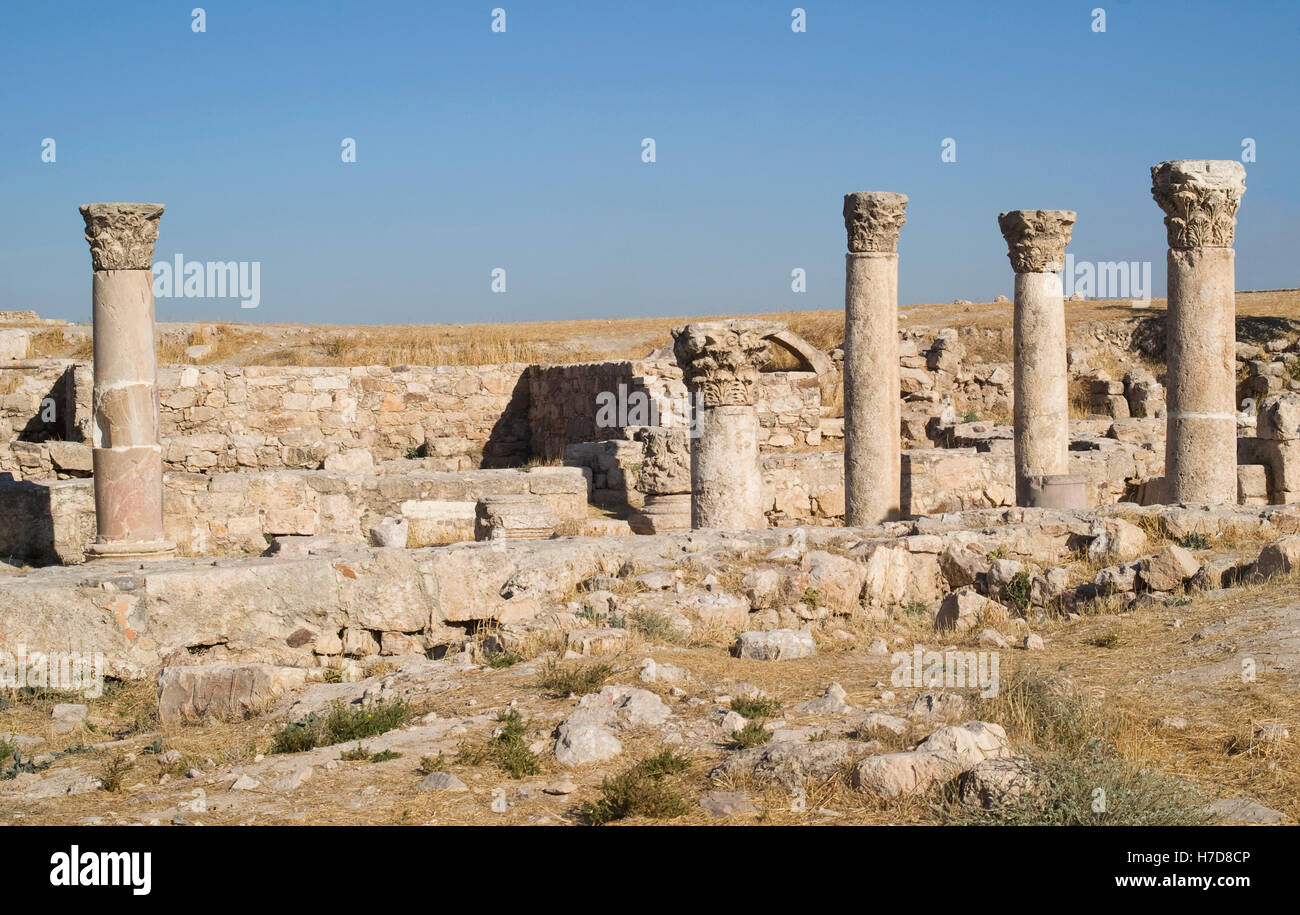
(997, 209), (1076, 273)
(79, 202), (165, 271)
(843, 191), (908, 253)
(671, 320), (780, 407)
(1150, 160), (1245, 249)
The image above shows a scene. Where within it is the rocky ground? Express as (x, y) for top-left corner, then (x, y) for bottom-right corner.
(2, 533), (1295, 827)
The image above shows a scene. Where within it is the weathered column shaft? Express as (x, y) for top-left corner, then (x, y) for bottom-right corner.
(672, 320), (779, 529)
(691, 405), (763, 528)
(843, 191), (907, 526)
(1152, 160), (1246, 504)
(999, 208), (1075, 506)
(80, 202), (174, 559)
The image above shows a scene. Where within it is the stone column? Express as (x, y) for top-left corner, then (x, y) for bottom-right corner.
(672, 320), (778, 529)
(843, 191), (907, 525)
(80, 203), (175, 559)
(1151, 160), (1246, 504)
(998, 209), (1076, 506)
(629, 428), (692, 533)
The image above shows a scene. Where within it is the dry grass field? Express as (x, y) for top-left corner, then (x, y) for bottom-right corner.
(21, 289), (1300, 370)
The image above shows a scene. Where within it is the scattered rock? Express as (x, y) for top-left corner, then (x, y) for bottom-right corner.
(1206, 796), (1287, 825)
(733, 629), (816, 661)
(959, 756), (1039, 808)
(795, 682), (852, 715)
(935, 587), (1007, 633)
(857, 711), (908, 739)
(699, 790), (760, 818)
(638, 658), (689, 684)
(50, 703), (88, 735)
(710, 740), (868, 791)
(273, 767), (313, 791)
(1256, 535), (1300, 580)
(977, 628), (1009, 649)
(1137, 544), (1200, 593)
(420, 772), (469, 792)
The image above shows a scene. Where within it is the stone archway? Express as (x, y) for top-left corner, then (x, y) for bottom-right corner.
(763, 328), (834, 379)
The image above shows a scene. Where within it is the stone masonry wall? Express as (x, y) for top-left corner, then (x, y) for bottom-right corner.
(528, 360), (821, 463)
(0, 466), (588, 566)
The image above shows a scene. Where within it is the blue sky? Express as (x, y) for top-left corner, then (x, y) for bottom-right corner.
(1, 0), (1296, 324)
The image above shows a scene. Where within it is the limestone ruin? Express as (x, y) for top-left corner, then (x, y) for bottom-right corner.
(0, 175), (1296, 827)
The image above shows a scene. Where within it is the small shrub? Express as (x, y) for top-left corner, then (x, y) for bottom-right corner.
(270, 698), (413, 754)
(0, 737), (15, 765)
(903, 600), (930, 618)
(963, 410), (981, 423)
(933, 740), (1215, 826)
(481, 648), (521, 669)
(970, 670), (1105, 756)
(99, 754), (132, 792)
(730, 695), (781, 718)
(1004, 571), (1032, 611)
(1178, 532), (1210, 551)
(730, 719), (772, 749)
(461, 709), (542, 778)
(579, 750), (692, 825)
(629, 610), (681, 643)
(801, 588), (822, 611)
(340, 744), (371, 761)
(537, 659), (613, 697)
(1090, 633), (1120, 649)
(418, 753), (448, 775)
(369, 749), (402, 763)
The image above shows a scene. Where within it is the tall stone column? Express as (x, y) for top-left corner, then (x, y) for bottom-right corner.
(672, 320), (778, 529)
(80, 203), (175, 560)
(843, 191), (907, 525)
(998, 209), (1075, 506)
(1151, 160), (1246, 504)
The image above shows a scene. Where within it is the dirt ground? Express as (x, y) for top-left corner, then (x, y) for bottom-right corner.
(3, 570), (1295, 827)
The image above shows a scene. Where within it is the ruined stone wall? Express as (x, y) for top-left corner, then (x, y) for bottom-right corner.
(0, 465), (588, 565)
(155, 364), (533, 471)
(0, 361), (88, 457)
(528, 360), (821, 463)
(761, 438), (1165, 525)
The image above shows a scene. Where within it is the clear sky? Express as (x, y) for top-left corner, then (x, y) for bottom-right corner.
(1, 0), (1296, 325)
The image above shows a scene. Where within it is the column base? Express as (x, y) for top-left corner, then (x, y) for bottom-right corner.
(85, 539), (177, 561)
(629, 493), (693, 534)
(1022, 474), (1089, 510)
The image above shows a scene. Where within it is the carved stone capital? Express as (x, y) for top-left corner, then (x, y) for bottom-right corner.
(1150, 160), (1245, 249)
(671, 320), (779, 407)
(634, 427), (691, 495)
(79, 202), (165, 271)
(997, 209), (1076, 273)
(843, 191), (908, 253)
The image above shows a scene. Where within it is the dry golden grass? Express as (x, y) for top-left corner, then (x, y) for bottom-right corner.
(27, 328), (92, 360)
(24, 288), (1300, 370)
